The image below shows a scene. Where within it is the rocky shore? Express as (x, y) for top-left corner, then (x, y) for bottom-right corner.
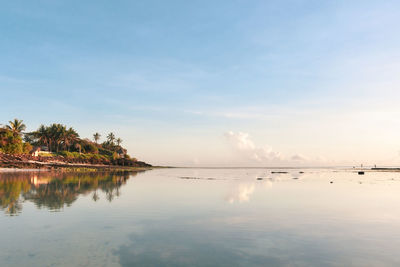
(0, 152), (152, 170)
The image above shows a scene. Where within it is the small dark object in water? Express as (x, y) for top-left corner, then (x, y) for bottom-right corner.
(358, 171), (365, 175)
(257, 178), (263, 180)
(330, 181), (333, 184)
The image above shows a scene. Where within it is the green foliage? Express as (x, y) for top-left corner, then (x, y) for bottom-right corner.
(31, 124), (79, 152)
(23, 142), (33, 154)
(1, 118), (145, 167)
(38, 152), (55, 157)
(0, 129), (23, 154)
(2, 142), (23, 154)
(58, 151), (109, 161)
(58, 151), (76, 158)
(99, 147), (114, 157)
(84, 143), (98, 154)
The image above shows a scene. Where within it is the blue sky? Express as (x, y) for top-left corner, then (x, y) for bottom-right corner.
(1, 1), (400, 166)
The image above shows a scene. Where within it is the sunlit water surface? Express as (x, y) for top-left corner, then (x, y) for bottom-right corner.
(1, 168), (400, 266)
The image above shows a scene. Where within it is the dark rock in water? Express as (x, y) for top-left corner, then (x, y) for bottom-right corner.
(358, 171), (365, 175)
(257, 178), (263, 180)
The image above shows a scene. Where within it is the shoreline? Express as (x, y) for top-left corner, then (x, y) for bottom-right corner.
(0, 165), (154, 172)
(2, 164), (400, 173)
(0, 160), (154, 173)
(0, 151), (153, 172)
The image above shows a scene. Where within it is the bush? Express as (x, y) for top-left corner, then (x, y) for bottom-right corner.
(58, 151), (80, 159)
(99, 147), (114, 157)
(57, 151), (110, 163)
(2, 143), (23, 154)
(0, 130), (23, 154)
(84, 143), (98, 154)
(23, 143), (33, 154)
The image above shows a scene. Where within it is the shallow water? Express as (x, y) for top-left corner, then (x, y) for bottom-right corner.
(1, 168), (400, 266)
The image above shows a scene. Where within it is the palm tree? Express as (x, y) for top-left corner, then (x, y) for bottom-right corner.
(75, 143), (82, 154)
(33, 124), (80, 152)
(48, 124), (65, 152)
(116, 138), (122, 146)
(93, 132), (101, 144)
(34, 125), (50, 150)
(6, 119), (26, 135)
(63, 128), (79, 151)
(107, 132), (115, 145)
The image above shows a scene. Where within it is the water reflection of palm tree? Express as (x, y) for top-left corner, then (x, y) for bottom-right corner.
(0, 171), (141, 215)
(92, 191), (99, 201)
(0, 177), (30, 215)
(105, 188), (116, 202)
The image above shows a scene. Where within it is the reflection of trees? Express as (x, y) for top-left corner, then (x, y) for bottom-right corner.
(0, 177), (30, 215)
(92, 191), (99, 202)
(0, 171), (140, 215)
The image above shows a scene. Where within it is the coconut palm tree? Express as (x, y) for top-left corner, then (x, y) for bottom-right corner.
(107, 132), (115, 145)
(34, 125), (51, 150)
(116, 138), (122, 146)
(75, 143), (82, 154)
(63, 127), (79, 151)
(93, 132), (101, 144)
(48, 124), (66, 152)
(6, 119), (26, 136)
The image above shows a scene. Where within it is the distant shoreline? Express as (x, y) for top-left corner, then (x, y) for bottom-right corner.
(370, 168), (400, 172)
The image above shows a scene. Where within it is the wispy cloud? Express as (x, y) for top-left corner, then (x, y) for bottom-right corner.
(291, 153), (308, 162)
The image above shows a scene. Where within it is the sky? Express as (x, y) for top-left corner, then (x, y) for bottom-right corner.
(1, 0), (400, 167)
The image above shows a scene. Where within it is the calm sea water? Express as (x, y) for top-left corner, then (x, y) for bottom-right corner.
(1, 168), (400, 267)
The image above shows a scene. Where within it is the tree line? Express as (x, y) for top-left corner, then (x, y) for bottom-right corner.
(1, 118), (128, 160)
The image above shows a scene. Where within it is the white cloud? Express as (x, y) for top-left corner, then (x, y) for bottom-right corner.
(224, 131), (329, 166)
(224, 131), (284, 162)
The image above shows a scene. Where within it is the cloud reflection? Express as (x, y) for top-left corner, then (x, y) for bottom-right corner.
(226, 183), (255, 203)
